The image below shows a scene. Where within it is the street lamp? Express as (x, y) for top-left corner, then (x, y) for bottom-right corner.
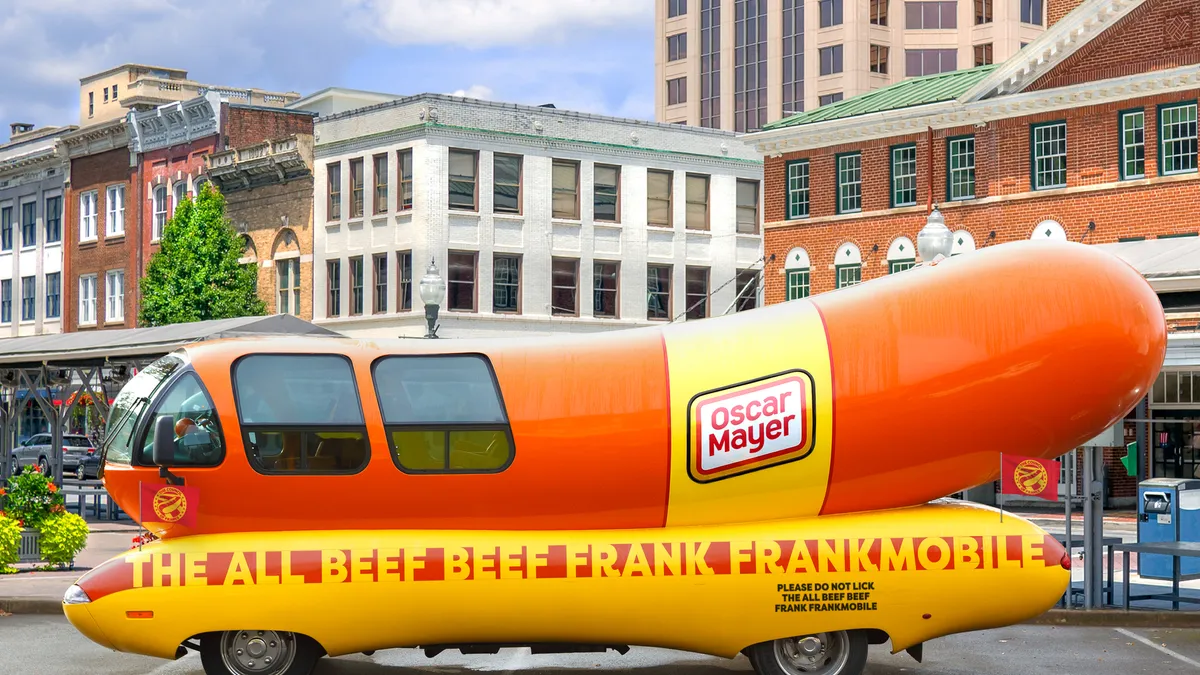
(917, 204), (954, 263)
(418, 257), (446, 338)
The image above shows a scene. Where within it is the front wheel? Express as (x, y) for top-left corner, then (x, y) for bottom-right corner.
(746, 630), (869, 675)
(199, 630), (321, 675)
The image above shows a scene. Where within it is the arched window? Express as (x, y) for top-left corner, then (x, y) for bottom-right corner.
(1031, 220), (1067, 241)
(238, 235), (257, 265)
(171, 182), (188, 219)
(887, 236), (916, 273)
(951, 230), (976, 256)
(273, 229), (301, 317)
(152, 185), (168, 240)
(834, 242), (862, 289)
(784, 247), (810, 300)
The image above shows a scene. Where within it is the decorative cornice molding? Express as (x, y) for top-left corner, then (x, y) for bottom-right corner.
(128, 92), (221, 154)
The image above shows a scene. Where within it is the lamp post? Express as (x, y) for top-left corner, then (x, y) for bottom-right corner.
(917, 204), (954, 263)
(418, 258), (446, 339)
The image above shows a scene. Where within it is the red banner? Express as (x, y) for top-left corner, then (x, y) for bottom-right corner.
(139, 482), (199, 527)
(1001, 454), (1060, 501)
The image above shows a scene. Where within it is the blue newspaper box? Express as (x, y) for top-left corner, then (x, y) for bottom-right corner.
(1138, 478), (1200, 580)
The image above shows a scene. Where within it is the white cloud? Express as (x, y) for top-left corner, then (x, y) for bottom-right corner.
(343, 0), (652, 48)
(448, 84), (494, 100)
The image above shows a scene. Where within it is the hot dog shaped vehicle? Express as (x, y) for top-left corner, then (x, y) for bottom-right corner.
(64, 240), (1165, 675)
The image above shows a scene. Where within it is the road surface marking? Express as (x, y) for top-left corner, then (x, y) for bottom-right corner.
(1115, 628), (1200, 669)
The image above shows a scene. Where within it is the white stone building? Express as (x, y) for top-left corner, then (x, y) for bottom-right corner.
(307, 94), (765, 339)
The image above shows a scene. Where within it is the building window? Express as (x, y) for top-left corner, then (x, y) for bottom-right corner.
(20, 202), (35, 248)
(735, 269), (758, 312)
(275, 259), (300, 316)
(552, 160), (580, 219)
(1160, 102), (1198, 176)
(871, 45), (890, 74)
(0, 206), (10, 250)
(105, 185), (124, 236)
(349, 256), (364, 316)
(700, 0), (721, 129)
(787, 269), (810, 300)
(493, 254), (520, 313)
(45, 196), (61, 244)
(975, 0), (991, 23)
(685, 266), (709, 320)
(782, 0), (805, 116)
(787, 160), (810, 219)
(397, 251), (413, 311)
(372, 253), (388, 314)
(669, 0), (688, 17)
(88, 92), (94, 118)
(906, 49), (957, 76)
(172, 182), (186, 218)
(734, 0), (768, 132)
(890, 259), (916, 273)
(736, 179), (759, 234)
(668, 33), (688, 61)
(906, 1), (957, 29)
(685, 174), (709, 230)
(1120, 110), (1146, 180)
(79, 192), (97, 242)
(0, 279), (9, 323)
(551, 258), (579, 316)
(103, 86), (109, 103)
(373, 154), (388, 215)
(837, 153), (862, 214)
(44, 272), (59, 319)
(493, 153), (522, 215)
(891, 145), (917, 207)
(948, 136), (976, 200)
(819, 0), (843, 27)
(667, 77), (688, 106)
(327, 260), (341, 318)
(112, 84), (117, 99)
(974, 43), (993, 67)
(820, 93), (844, 107)
(398, 149), (414, 210)
(448, 251), (477, 312)
(448, 149), (479, 211)
(1032, 121), (1067, 190)
(594, 261), (619, 318)
(326, 162), (341, 220)
(105, 270), (124, 322)
(1020, 0), (1042, 25)
(871, 0), (889, 25)
(152, 185), (168, 239)
(647, 170), (673, 228)
(820, 45), (844, 76)
(78, 275), (96, 326)
(593, 165), (621, 222)
(836, 264), (862, 288)
(348, 158), (364, 219)
(647, 264), (672, 320)
(20, 276), (34, 322)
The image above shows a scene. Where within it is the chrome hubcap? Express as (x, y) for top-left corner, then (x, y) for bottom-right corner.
(773, 632), (850, 674)
(220, 630), (296, 674)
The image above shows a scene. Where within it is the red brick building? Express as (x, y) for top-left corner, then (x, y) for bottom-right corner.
(744, 0), (1200, 503)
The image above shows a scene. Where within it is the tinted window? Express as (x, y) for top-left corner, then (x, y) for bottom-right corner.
(64, 437), (91, 448)
(136, 372), (224, 466)
(234, 354), (363, 425)
(104, 353), (185, 465)
(374, 355), (506, 424)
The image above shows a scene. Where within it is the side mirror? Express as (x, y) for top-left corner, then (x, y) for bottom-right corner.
(151, 416), (176, 468)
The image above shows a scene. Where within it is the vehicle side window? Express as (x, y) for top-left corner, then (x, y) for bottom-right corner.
(233, 354), (368, 474)
(135, 372), (224, 467)
(373, 355), (514, 473)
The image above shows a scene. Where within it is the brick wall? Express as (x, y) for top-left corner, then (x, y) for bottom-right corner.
(65, 147), (137, 331)
(139, 136), (220, 269)
(224, 177), (315, 320)
(1048, 0), (1087, 27)
(1031, 0), (1200, 91)
(225, 106), (315, 149)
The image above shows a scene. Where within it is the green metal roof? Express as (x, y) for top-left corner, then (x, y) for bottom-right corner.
(762, 65), (999, 131)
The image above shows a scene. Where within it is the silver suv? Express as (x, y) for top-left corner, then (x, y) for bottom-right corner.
(11, 433), (96, 478)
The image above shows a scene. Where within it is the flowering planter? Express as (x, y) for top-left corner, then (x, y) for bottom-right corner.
(17, 529), (40, 564)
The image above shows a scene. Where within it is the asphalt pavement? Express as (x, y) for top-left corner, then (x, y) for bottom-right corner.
(5, 615), (1200, 675)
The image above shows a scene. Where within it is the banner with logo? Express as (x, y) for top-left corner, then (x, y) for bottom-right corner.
(1000, 454), (1060, 501)
(139, 481), (199, 527)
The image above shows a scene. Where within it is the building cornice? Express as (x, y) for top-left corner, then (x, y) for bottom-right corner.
(61, 120), (130, 159)
(128, 92), (221, 154)
(206, 135), (313, 193)
(749, 64), (1200, 155)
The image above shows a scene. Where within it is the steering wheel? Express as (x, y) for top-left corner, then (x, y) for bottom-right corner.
(172, 415), (221, 462)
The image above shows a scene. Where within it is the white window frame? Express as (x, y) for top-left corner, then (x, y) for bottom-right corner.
(105, 184), (125, 236)
(79, 191), (98, 242)
(1160, 102), (1198, 177)
(105, 269), (124, 322)
(78, 274), (97, 326)
(152, 185), (168, 241)
(172, 181), (187, 218)
(276, 258), (301, 316)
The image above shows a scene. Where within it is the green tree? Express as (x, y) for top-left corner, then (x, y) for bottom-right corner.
(139, 184), (266, 326)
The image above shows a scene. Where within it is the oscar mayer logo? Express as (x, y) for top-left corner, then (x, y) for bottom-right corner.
(688, 370), (816, 483)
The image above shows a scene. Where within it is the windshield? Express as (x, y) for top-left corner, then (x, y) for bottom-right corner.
(101, 353), (187, 465)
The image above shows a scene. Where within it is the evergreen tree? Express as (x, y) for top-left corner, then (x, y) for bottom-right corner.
(139, 183), (266, 327)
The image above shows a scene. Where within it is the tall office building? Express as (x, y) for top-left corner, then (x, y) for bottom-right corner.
(656, 0), (1049, 131)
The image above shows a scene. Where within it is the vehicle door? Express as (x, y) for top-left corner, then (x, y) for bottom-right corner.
(29, 434), (51, 464)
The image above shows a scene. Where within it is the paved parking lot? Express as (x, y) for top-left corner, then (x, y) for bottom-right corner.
(5, 615), (1200, 675)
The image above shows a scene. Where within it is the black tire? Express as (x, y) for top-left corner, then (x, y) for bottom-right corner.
(74, 465), (85, 480)
(199, 631), (321, 675)
(746, 630), (869, 675)
(37, 457), (49, 476)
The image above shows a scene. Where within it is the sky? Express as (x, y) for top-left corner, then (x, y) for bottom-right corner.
(0, 0), (655, 141)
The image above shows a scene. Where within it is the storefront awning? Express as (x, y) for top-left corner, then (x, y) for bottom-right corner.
(1093, 238), (1200, 292)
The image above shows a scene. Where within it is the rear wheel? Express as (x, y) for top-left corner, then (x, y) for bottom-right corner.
(747, 630), (868, 675)
(199, 630), (321, 675)
(37, 457), (49, 475)
(74, 464), (85, 480)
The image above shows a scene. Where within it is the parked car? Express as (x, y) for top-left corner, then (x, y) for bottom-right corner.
(11, 433), (98, 479)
